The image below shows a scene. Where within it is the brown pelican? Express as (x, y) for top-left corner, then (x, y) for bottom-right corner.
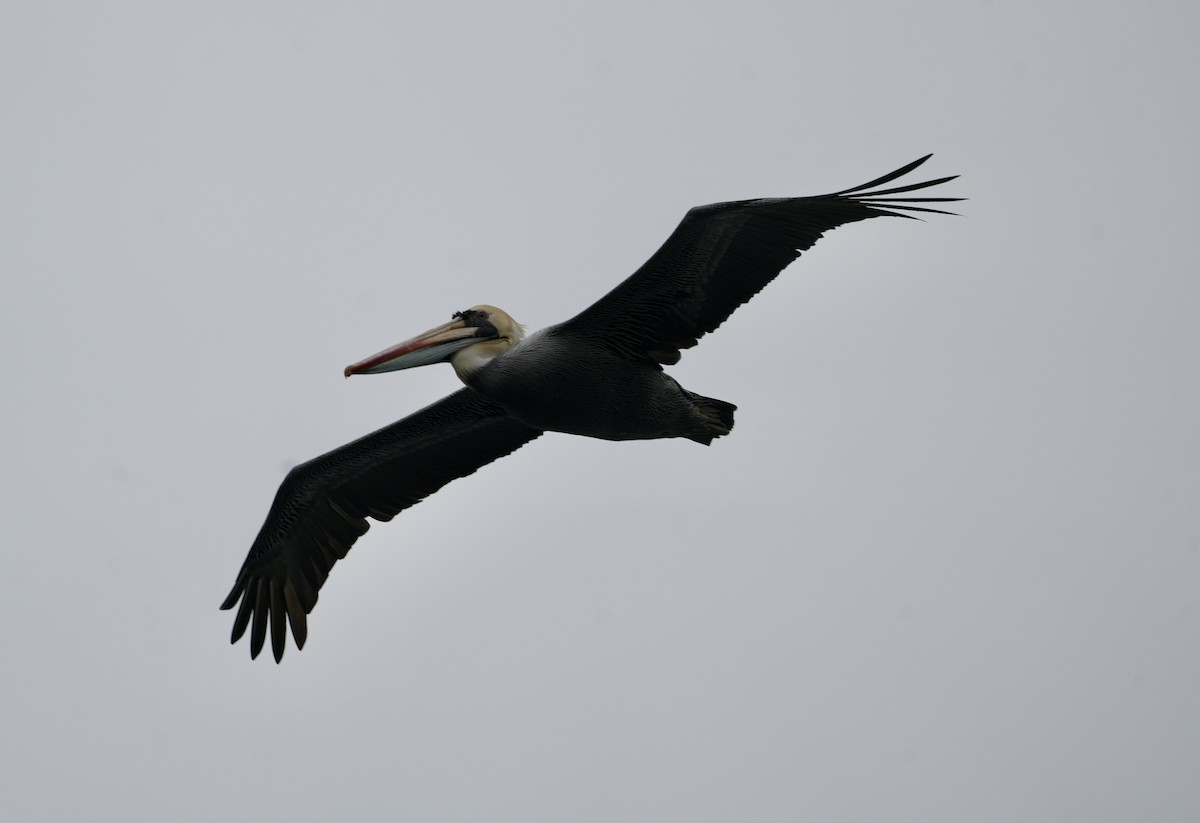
(222, 155), (961, 661)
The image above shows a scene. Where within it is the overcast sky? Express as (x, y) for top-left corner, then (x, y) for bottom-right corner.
(3, 2), (1198, 821)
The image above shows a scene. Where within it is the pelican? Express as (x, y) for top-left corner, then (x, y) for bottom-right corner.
(222, 155), (961, 661)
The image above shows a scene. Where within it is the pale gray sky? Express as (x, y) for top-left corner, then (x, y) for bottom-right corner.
(3, 2), (1198, 821)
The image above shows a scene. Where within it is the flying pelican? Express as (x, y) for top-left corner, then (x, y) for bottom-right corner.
(222, 155), (961, 661)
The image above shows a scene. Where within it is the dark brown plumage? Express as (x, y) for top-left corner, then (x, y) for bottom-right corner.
(221, 389), (541, 661)
(559, 155), (958, 366)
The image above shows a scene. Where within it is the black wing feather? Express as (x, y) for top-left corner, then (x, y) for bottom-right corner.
(557, 155), (961, 364)
(221, 388), (543, 662)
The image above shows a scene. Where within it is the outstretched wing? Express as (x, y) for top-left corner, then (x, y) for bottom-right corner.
(221, 388), (543, 662)
(556, 155), (961, 364)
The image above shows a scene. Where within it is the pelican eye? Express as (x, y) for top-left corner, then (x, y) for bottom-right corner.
(454, 309), (495, 331)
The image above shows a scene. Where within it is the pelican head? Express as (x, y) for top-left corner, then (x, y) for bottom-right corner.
(344, 305), (524, 383)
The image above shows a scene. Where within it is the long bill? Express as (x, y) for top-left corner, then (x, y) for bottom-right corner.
(344, 317), (486, 377)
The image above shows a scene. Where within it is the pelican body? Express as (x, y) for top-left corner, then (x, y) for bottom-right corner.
(223, 155), (962, 661)
(478, 335), (735, 443)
